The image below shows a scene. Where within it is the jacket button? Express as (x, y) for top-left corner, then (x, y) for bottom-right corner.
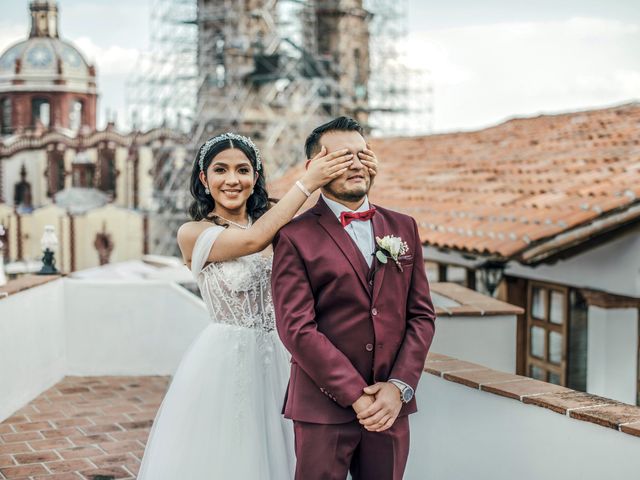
(365, 343), (374, 352)
(371, 308), (378, 316)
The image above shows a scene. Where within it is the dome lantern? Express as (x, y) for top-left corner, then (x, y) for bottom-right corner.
(29, 1), (60, 39)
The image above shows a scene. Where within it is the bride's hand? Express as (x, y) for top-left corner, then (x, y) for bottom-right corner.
(301, 146), (354, 192)
(358, 143), (379, 184)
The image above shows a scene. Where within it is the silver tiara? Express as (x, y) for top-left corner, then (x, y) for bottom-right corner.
(199, 133), (262, 172)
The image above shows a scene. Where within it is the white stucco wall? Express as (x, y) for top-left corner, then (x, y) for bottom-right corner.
(587, 306), (638, 404)
(0, 279), (66, 421)
(0, 278), (209, 422)
(407, 374), (640, 480)
(431, 314), (517, 373)
(64, 279), (209, 375)
(505, 226), (640, 298)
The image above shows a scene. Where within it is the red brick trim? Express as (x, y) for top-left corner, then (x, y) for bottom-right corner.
(424, 352), (640, 439)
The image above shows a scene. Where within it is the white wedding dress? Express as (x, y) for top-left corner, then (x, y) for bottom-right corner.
(137, 225), (295, 479)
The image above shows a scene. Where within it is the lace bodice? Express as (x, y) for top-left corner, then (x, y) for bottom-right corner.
(191, 225), (276, 333)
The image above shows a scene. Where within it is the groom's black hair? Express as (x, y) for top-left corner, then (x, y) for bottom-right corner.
(305, 116), (364, 159)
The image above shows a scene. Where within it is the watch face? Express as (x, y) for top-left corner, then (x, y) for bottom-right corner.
(402, 388), (414, 403)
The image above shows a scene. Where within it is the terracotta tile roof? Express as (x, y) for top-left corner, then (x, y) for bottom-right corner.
(430, 282), (523, 316)
(268, 103), (640, 262)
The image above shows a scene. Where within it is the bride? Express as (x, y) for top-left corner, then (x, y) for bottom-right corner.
(137, 132), (376, 479)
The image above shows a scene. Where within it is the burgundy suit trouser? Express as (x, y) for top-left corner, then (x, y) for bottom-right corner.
(293, 416), (410, 480)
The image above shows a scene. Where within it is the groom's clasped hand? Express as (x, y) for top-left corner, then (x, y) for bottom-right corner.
(354, 382), (404, 432)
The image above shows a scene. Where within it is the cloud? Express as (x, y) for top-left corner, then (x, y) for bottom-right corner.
(71, 37), (140, 76)
(0, 23), (27, 52)
(405, 17), (640, 133)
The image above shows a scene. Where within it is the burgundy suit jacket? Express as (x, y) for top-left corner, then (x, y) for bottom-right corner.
(271, 196), (436, 424)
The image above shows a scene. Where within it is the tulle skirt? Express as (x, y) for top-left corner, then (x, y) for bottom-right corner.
(137, 322), (295, 479)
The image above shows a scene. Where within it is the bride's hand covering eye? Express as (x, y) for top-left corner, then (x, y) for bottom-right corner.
(301, 146), (354, 191)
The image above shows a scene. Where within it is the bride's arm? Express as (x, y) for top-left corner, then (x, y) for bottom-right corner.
(179, 147), (376, 264)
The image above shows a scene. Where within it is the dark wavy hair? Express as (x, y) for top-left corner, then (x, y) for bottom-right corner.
(304, 116), (364, 159)
(188, 137), (269, 223)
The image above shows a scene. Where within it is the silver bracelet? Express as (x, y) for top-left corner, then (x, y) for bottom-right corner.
(295, 180), (311, 197)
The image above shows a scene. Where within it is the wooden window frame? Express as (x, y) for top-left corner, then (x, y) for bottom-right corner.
(526, 280), (569, 386)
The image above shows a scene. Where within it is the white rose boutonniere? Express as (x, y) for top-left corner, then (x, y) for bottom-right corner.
(375, 235), (409, 271)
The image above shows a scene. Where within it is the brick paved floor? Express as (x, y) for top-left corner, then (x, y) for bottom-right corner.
(0, 376), (170, 480)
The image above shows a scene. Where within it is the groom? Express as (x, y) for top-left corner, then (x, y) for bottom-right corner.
(271, 116), (436, 480)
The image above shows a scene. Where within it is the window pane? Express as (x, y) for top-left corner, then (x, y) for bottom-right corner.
(475, 269), (491, 296)
(550, 290), (565, 325)
(532, 286), (546, 320)
(530, 365), (545, 380)
(548, 372), (561, 385)
(530, 326), (545, 359)
(567, 290), (588, 392)
(447, 265), (466, 286)
(425, 262), (439, 282)
(549, 331), (563, 365)
(1, 98), (11, 134)
(69, 100), (82, 131)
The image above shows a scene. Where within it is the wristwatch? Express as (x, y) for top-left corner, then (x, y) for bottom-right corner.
(389, 380), (414, 404)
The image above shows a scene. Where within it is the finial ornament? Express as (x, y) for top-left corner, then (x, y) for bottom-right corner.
(199, 133), (262, 173)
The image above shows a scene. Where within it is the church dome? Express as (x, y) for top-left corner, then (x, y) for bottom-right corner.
(0, 1), (96, 95)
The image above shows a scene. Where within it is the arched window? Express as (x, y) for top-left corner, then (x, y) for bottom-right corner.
(46, 149), (65, 197)
(14, 164), (33, 211)
(96, 147), (117, 198)
(32, 97), (50, 128)
(0, 224), (8, 261)
(69, 100), (83, 131)
(1, 98), (12, 135)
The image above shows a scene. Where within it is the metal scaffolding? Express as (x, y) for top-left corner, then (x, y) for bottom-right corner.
(126, 0), (198, 133)
(365, 0), (433, 136)
(129, 0), (433, 256)
(193, 0), (370, 176)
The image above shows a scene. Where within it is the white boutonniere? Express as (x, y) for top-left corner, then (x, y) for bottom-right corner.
(375, 235), (409, 271)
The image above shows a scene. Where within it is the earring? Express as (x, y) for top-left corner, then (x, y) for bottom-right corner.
(250, 188), (254, 195)
(205, 187), (210, 194)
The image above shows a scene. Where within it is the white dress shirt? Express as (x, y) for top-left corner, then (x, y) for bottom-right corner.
(322, 194), (375, 267)
(321, 194), (413, 401)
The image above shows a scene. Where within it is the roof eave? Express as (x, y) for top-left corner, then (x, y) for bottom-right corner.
(515, 201), (640, 266)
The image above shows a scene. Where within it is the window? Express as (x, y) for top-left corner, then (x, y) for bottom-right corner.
(32, 98), (50, 128)
(425, 261), (439, 282)
(567, 290), (588, 392)
(72, 163), (95, 188)
(526, 282), (568, 386)
(96, 147), (117, 197)
(69, 100), (83, 131)
(446, 265), (467, 285)
(1, 98), (11, 135)
(46, 150), (65, 197)
(0, 224), (8, 261)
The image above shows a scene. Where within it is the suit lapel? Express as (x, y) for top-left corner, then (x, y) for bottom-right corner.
(370, 205), (390, 303)
(314, 198), (371, 296)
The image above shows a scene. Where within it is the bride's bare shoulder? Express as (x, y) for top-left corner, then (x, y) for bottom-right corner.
(177, 221), (214, 250)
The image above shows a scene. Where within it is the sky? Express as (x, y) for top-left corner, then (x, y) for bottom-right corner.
(1, 0), (639, 134)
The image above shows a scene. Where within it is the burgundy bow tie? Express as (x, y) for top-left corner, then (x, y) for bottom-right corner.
(340, 207), (376, 227)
